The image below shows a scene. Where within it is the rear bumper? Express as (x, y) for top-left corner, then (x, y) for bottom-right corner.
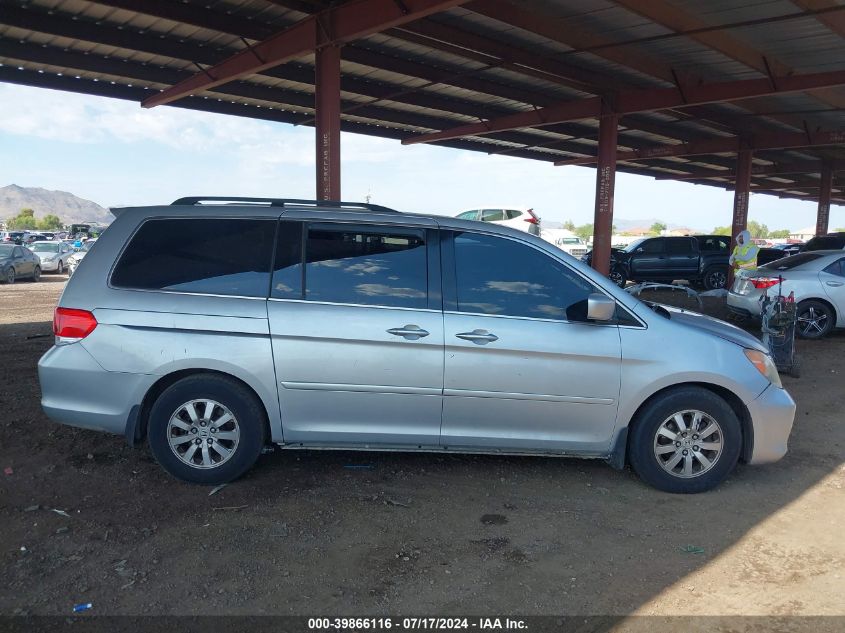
(38, 342), (153, 436)
(727, 291), (762, 317)
(746, 384), (796, 464)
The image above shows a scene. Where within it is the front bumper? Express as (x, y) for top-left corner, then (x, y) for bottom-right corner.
(38, 342), (153, 436)
(38, 259), (61, 271)
(746, 384), (796, 464)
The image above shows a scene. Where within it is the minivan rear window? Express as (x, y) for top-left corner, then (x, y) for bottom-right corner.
(111, 218), (275, 297)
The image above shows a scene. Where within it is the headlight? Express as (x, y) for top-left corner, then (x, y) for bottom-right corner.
(744, 349), (782, 388)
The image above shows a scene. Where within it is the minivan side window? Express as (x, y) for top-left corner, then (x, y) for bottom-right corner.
(304, 225), (427, 309)
(452, 232), (598, 321)
(111, 218), (275, 297)
(481, 209), (506, 222)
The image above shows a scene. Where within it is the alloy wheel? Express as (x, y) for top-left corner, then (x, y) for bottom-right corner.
(707, 270), (727, 289)
(6, 267), (15, 284)
(797, 307), (828, 337)
(653, 409), (723, 478)
(167, 399), (240, 469)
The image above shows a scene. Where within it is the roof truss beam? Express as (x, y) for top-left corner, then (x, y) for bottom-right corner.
(141, 0), (470, 108)
(402, 70), (845, 145)
(555, 131), (845, 166)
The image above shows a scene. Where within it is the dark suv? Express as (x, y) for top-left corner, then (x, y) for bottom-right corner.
(583, 235), (731, 289)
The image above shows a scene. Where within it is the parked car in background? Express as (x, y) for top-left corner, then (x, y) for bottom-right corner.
(756, 242), (805, 266)
(0, 243), (41, 283)
(803, 232), (845, 252)
(30, 240), (74, 274)
(583, 235), (730, 289)
(66, 238), (98, 276)
(455, 207), (541, 235)
(38, 197), (795, 494)
(552, 235), (589, 259)
(728, 250), (845, 339)
(5, 231), (31, 245)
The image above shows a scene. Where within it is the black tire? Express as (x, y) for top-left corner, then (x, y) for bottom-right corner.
(31, 265), (41, 282)
(796, 300), (834, 339)
(57, 260), (64, 274)
(608, 266), (627, 288)
(628, 386), (741, 494)
(3, 267), (14, 284)
(702, 266), (728, 290)
(788, 355), (801, 378)
(148, 374), (267, 485)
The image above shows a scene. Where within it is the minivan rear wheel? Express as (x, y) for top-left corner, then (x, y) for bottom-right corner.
(628, 387), (741, 493)
(148, 374), (266, 484)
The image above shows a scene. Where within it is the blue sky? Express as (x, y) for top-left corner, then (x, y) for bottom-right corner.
(0, 83), (841, 232)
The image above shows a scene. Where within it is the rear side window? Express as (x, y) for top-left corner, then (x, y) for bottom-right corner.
(111, 218), (275, 297)
(699, 236), (729, 252)
(304, 226), (427, 309)
(665, 237), (695, 254)
(505, 210), (522, 219)
(452, 232), (598, 321)
(823, 258), (845, 277)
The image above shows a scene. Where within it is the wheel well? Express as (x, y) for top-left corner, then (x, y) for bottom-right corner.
(623, 382), (753, 465)
(134, 369), (271, 445)
(797, 297), (837, 321)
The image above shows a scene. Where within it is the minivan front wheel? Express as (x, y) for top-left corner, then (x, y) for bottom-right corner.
(148, 374), (266, 484)
(628, 387), (741, 493)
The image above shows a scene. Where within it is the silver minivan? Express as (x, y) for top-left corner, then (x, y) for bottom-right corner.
(38, 198), (796, 493)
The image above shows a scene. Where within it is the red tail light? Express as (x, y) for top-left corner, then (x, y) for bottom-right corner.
(751, 278), (782, 290)
(53, 308), (97, 340)
(523, 208), (540, 225)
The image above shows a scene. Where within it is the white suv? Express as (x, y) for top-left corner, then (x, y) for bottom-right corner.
(455, 208), (541, 235)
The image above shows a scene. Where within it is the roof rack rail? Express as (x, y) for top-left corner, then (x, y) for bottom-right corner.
(170, 196), (401, 214)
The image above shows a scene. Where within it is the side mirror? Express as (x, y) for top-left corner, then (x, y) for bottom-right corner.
(587, 293), (616, 322)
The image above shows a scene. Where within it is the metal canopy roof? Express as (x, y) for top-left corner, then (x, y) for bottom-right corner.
(1, 0), (844, 204)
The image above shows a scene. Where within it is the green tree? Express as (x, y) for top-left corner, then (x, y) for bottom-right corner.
(747, 220), (769, 239)
(562, 219), (576, 231)
(834, 228), (845, 232)
(7, 208), (38, 230)
(38, 214), (63, 230)
(649, 221), (667, 236)
(768, 229), (790, 239)
(712, 226), (732, 236)
(574, 223), (594, 241)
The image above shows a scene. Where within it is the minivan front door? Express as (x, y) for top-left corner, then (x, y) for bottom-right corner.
(441, 231), (622, 454)
(267, 220), (444, 446)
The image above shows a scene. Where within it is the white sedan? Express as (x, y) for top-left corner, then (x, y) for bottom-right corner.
(30, 241), (74, 274)
(455, 207), (541, 236)
(728, 250), (845, 339)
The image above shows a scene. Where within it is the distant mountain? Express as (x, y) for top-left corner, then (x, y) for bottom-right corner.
(614, 218), (702, 232)
(0, 184), (112, 225)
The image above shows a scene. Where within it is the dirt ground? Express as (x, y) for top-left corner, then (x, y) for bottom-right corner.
(1, 277), (844, 623)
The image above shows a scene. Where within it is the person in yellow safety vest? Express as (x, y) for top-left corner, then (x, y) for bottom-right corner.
(729, 229), (759, 273)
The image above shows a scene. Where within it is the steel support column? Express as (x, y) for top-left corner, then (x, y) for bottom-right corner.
(728, 147), (753, 287)
(591, 109), (618, 276)
(315, 45), (341, 201)
(816, 161), (833, 236)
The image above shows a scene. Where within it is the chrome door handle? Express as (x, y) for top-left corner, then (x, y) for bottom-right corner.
(455, 329), (498, 344)
(826, 281), (844, 287)
(387, 325), (429, 340)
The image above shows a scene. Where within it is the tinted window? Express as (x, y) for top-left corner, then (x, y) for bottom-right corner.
(665, 238), (695, 254)
(271, 221), (304, 299)
(823, 258), (845, 277)
(111, 218), (275, 297)
(481, 209), (506, 222)
(506, 210), (523, 220)
(304, 226), (427, 309)
(699, 236), (729, 252)
(760, 252), (824, 271)
(453, 232), (598, 321)
(637, 239), (663, 254)
(805, 235), (845, 251)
